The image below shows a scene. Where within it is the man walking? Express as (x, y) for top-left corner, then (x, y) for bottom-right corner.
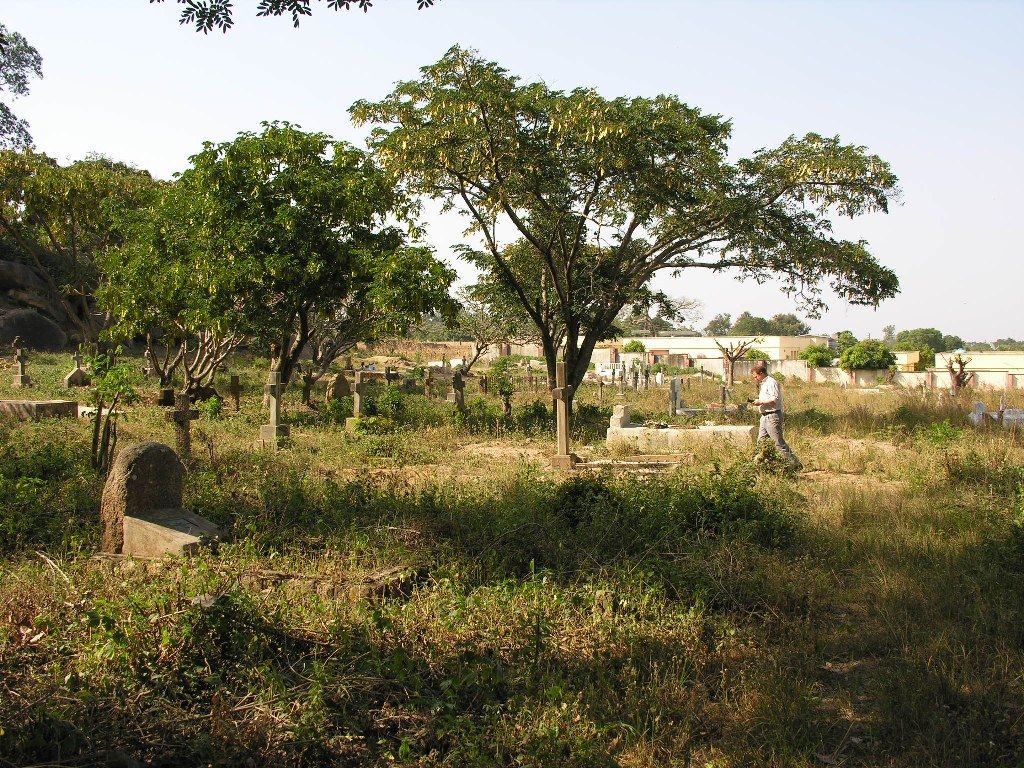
(750, 362), (802, 470)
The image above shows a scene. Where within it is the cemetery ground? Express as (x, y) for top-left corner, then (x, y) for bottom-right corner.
(1, 354), (1023, 767)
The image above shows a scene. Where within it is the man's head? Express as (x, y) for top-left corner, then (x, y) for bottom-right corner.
(752, 362), (769, 382)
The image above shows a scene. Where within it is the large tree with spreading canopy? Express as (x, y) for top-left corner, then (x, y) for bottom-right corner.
(351, 46), (900, 408)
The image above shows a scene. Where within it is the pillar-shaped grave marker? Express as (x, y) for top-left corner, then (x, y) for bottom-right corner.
(228, 375), (242, 411)
(166, 393), (199, 457)
(63, 351), (91, 388)
(668, 377), (679, 417)
(447, 370), (466, 412)
(346, 371), (367, 430)
(550, 361), (579, 470)
(260, 372), (290, 449)
(12, 347), (30, 387)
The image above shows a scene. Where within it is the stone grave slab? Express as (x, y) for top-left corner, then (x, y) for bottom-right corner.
(122, 509), (222, 558)
(0, 399), (78, 421)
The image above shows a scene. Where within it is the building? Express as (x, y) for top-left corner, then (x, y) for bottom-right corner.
(590, 335), (832, 367)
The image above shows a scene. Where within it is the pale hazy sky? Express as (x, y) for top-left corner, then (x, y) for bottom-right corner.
(4, 0), (1022, 341)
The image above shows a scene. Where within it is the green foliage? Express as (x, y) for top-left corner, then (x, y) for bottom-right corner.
(799, 343), (835, 368)
(153, 0), (438, 33)
(746, 348), (770, 361)
(353, 46), (900, 395)
(0, 151), (160, 341)
(839, 339), (896, 370)
(622, 339), (646, 353)
(704, 313), (732, 335)
(730, 311), (811, 336)
(835, 330), (858, 352)
(196, 396), (223, 419)
(0, 23), (43, 149)
(894, 327), (946, 353)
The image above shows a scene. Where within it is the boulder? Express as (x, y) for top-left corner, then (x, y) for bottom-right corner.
(0, 308), (67, 351)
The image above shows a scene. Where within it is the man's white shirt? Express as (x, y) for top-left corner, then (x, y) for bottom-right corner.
(758, 377), (782, 414)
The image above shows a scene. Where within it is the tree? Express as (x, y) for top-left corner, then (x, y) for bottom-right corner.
(835, 330), (857, 353)
(704, 313), (732, 336)
(444, 285), (520, 373)
(839, 339), (895, 370)
(729, 311), (772, 336)
(746, 348), (770, 361)
(894, 327), (945, 353)
(153, 0), (438, 32)
(622, 339), (646, 353)
(716, 338), (759, 385)
(765, 312), (811, 336)
(615, 295), (702, 337)
(102, 122), (452, 390)
(941, 334), (964, 352)
(947, 353), (973, 394)
(799, 343), (835, 368)
(0, 151), (160, 342)
(881, 324), (895, 344)
(992, 338), (1024, 351)
(352, 47), (900, 412)
(0, 25), (42, 149)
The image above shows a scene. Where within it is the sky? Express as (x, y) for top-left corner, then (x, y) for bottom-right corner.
(3, 0), (1022, 342)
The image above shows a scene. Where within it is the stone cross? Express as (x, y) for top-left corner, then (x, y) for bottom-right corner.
(63, 351), (90, 388)
(12, 347), (31, 388)
(550, 361), (577, 470)
(166, 393), (199, 456)
(352, 371), (365, 417)
(228, 375), (242, 411)
(260, 371), (289, 449)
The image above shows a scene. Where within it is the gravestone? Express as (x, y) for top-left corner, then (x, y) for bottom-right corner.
(158, 387), (176, 407)
(228, 375), (242, 411)
(12, 347), (30, 387)
(632, 369), (639, 392)
(165, 393), (199, 457)
(668, 377), (679, 417)
(63, 351), (91, 388)
(610, 404), (631, 428)
(598, 379), (604, 403)
(643, 367), (650, 389)
(100, 441), (221, 557)
(447, 370), (466, 412)
(325, 372), (350, 402)
(479, 374), (489, 395)
(346, 371), (368, 430)
(550, 361), (579, 470)
(260, 371), (289, 449)
(0, 399), (78, 421)
(655, 371), (664, 387)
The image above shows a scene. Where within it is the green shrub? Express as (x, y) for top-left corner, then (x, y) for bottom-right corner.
(839, 339), (896, 370)
(746, 348), (770, 361)
(622, 339), (646, 353)
(799, 343), (835, 368)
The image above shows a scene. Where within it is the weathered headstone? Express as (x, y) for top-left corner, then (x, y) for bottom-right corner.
(632, 368), (639, 392)
(228, 374), (242, 411)
(610, 403), (631, 428)
(11, 347), (30, 388)
(550, 361), (578, 470)
(165, 393), (199, 457)
(260, 371), (290, 449)
(158, 387), (176, 407)
(720, 385), (728, 411)
(100, 441), (221, 557)
(479, 374), (489, 395)
(643, 367), (650, 389)
(0, 399), (78, 421)
(63, 351), (91, 388)
(668, 377), (679, 417)
(655, 371), (664, 387)
(325, 372), (351, 402)
(447, 370), (466, 412)
(598, 379), (604, 403)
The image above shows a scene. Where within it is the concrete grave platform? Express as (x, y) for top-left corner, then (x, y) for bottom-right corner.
(122, 509), (222, 558)
(0, 399), (79, 421)
(606, 405), (755, 452)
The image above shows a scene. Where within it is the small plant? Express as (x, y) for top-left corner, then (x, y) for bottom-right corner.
(196, 396), (223, 419)
(87, 346), (141, 474)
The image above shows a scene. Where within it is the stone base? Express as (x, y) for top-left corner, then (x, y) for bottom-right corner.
(607, 424), (756, 452)
(0, 399), (78, 421)
(64, 369), (91, 387)
(259, 423), (290, 449)
(122, 508), (222, 558)
(158, 388), (176, 407)
(550, 453), (580, 470)
(12, 375), (31, 388)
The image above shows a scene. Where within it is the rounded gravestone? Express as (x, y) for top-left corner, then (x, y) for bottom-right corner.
(100, 442), (184, 553)
(0, 308), (67, 351)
